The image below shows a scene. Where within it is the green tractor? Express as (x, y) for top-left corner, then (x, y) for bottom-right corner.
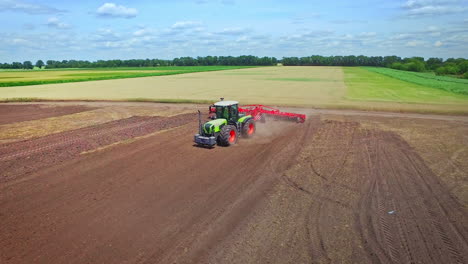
(194, 100), (255, 147)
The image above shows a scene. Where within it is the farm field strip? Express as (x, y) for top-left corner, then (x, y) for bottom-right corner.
(0, 66), (254, 87)
(344, 67), (468, 104)
(0, 66), (347, 105)
(364, 67), (468, 95)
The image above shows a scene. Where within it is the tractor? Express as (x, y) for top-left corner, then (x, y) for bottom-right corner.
(194, 99), (307, 148)
(194, 99), (255, 147)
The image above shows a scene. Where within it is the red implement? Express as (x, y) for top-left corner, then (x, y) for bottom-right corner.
(239, 104), (306, 123)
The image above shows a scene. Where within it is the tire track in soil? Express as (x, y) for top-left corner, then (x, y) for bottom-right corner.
(0, 113), (195, 183)
(305, 122), (356, 264)
(281, 121), (359, 263)
(356, 128), (468, 264)
(274, 119), (467, 264)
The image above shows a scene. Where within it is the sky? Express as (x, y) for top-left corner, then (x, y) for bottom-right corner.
(0, 0), (467, 62)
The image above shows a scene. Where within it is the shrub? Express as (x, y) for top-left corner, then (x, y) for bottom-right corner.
(390, 62), (403, 70)
(435, 67), (447, 75)
(405, 61), (425, 72)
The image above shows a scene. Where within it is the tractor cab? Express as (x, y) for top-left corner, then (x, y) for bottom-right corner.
(211, 100), (242, 123)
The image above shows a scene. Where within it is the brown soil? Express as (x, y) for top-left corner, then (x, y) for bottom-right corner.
(0, 111), (467, 263)
(0, 113), (195, 183)
(210, 120), (468, 264)
(0, 104), (93, 125)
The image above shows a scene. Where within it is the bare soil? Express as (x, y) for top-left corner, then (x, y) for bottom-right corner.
(0, 113), (195, 183)
(0, 103), (467, 264)
(0, 104), (93, 125)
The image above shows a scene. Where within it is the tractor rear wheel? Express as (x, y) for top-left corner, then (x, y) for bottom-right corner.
(242, 119), (256, 138)
(218, 125), (238, 146)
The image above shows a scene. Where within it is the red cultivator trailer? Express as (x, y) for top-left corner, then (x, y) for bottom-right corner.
(238, 104), (306, 123)
(195, 99), (306, 147)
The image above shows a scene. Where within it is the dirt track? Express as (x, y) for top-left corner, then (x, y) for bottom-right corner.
(1, 106), (467, 263)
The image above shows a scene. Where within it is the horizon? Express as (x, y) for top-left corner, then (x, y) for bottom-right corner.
(1, 0), (467, 63)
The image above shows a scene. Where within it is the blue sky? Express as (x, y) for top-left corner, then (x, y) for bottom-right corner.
(0, 0), (467, 62)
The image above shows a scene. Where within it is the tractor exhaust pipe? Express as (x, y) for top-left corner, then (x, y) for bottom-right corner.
(198, 110), (202, 134)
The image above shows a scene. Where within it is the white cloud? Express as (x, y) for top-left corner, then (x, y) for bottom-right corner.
(434, 40), (443, 47)
(402, 0), (468, 17)
(11, 38), (28, 44)
(0, 0), (64, 14)
(217, 27), (248, 36)
(46, 17), (70, 29)
(133, 28), (155, 37)
(391, 33), (412, 40)
(236, 36), (249, 42)
(171, 21), (202, 30)
(358, 32), (377, 38)
(96, 3), (137, 18)
(93, 28), (121, 42)
(405, 40), (424, 47)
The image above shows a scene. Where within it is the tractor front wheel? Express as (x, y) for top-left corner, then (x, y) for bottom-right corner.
(218, 125), (238, 146)
(242, 119), (256, 138)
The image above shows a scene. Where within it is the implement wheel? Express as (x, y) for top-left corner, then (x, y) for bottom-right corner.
(218, 125), (238, 146)
(242, 119), (256, 138)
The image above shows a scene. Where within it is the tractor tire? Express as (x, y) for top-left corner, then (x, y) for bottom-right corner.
(242, 119), (256, 138)
(218, 125), (238, 146)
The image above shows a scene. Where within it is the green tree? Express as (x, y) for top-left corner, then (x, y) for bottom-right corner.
(426, 58), (443, 70)
(35, 60), (45, 68)
(11, 62), (23, 69)
(458, 61), (468, 74)
(23, 61), (33, 69)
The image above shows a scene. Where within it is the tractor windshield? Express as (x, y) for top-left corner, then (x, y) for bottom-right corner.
(215, 106), (227, 119)
(215, 104), (239, 122)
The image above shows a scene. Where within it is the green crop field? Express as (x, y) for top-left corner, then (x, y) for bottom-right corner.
(364, 67), (468, 95)
(344, 67), (468, 104)
(1, 66), (468, 114)
(0, 66), (253, 87)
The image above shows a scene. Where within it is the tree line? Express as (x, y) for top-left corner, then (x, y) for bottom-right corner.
(281, 55), (468, 78)
(1, 55), (467, 78)
(0, 56), (277, 69)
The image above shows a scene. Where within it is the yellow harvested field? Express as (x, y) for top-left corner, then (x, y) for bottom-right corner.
(0, 67), (345, 105)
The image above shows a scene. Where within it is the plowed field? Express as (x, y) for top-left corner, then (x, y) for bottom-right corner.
(0, 103), (467, 264)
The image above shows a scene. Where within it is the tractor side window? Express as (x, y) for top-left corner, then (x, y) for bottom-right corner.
(230, 105), (238, 121)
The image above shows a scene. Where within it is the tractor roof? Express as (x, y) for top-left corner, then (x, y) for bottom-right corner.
(214, 101), (238, 106)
